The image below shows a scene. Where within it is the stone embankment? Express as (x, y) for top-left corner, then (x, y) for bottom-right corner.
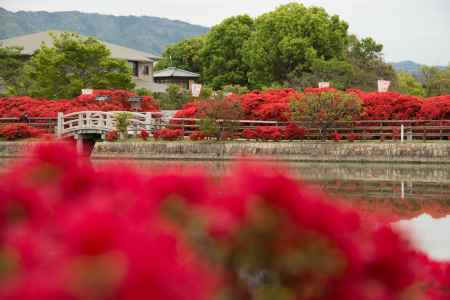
(92, 141), (450, 164)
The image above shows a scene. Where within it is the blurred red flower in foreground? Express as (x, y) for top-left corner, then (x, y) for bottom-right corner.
(0, 143), (448, 300)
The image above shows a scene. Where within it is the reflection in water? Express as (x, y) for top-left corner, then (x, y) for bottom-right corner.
(1, 158), (449, 260)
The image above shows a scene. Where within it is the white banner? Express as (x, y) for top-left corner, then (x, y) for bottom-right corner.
(318, 82), (330, 88)
(82, 89), (94, 95)
(377, 80), (391, 92)
(191, 83), (202, 97)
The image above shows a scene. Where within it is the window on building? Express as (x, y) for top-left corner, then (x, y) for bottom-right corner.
(128, 61), (139, 77)
(143, 65), (150, 75)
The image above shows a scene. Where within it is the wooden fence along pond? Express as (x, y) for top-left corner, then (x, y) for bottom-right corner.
(1, 111), (450, 141)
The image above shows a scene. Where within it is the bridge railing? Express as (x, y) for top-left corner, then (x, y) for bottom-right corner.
(2, 112), (450, 140)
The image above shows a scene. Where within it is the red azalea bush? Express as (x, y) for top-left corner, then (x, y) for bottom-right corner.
(347, 132), (358, 142)
(241, 128), (259, 140)
(0, 90), (160, 118)
(140, 129), (150, 141)
(284, 123), (307, 140)
(255, 126), (283, 141)
(175, 88), (450, 125)
(105, 130), (119, 142)
(0, 123), (45, 140)
(0, 143), (448, 300)
(331, 131), (342, 142)
(418, 95), (450, 120)
(153, 128), (183, 141)
(190, 131), (207, 141)
(359, 92), (423, 120)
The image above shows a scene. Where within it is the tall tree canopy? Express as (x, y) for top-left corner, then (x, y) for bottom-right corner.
(0, 46), (25, 95)
(200, 15), (254, 89)
(243, 3), (349, 87)
(397, 71), (425, 97)
(155, 36), (205, 74)
(420, 65), (450, 97)
(16, 32), (134, 99)
(345, 35), (398, 91)
(156, 2), (401, 92)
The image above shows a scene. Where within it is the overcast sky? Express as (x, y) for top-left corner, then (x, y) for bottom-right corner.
(1, 0), (449, 65)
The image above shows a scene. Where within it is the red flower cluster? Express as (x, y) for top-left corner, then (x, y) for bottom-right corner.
(0, 143), (447, 300)
(284, 123), (307, 140)
(359, 92), (423, 120)
(0, 123), (46, 140)
(105, 130), (119, 142)
(0, 90), (160, 118)
(346, 132), (358, 142)
(139, 129), (150, 141)
(418, 95), (450, 120)
(242, 126), (283, 141)
(235, 88), (301, 121)
(331, 131), (342, 142)
(175, 89), (450, 123)
(152, 128), (183, 141)
(242, 125), (306, 141)
(190, 131), (207, 141)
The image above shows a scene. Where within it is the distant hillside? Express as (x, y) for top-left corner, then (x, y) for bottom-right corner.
(391, 61), (446, 76)
(0, 7), (209, 55)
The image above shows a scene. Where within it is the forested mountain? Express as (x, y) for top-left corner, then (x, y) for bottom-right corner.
(0, 7), (209, 54)
(391, 60), (446, 76)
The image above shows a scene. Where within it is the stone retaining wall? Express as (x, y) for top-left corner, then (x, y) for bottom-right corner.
(0, 142), (36, 157)
(92, 141), (450, 163)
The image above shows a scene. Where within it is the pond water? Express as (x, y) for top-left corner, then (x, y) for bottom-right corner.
(1, 159), (449, 260)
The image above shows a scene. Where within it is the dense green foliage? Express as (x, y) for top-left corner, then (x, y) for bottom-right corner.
(201, 15), (254, 89)
(8, 32), (134, 99)
(397, 71), (425, 97)
(344, 35), (398, 91)
(0, 7), (208, 55)
(155, 36), (205, 73)
(244, 3), (349, 87)
(420, 65), (450, 97)
(0, 45), (25, 95)
(160, 2), (400, 92)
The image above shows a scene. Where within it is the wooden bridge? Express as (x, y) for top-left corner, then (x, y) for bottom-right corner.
(55, 111), (161, 138)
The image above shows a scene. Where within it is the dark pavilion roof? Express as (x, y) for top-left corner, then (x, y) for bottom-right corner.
(153, 67), (200, 79)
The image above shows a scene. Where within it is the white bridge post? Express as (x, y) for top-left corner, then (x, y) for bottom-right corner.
(75, 134), (83, 155)
(401, 124), (404, 142)
(145, 113), (152, 131)
(57, 112), (64, 138)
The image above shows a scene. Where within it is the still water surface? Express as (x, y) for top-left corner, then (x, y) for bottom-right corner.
(1, 159), (449, 260)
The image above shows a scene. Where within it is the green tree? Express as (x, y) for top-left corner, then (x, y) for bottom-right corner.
(0, 46), (25, 95)
(345, 35), (398, 91)
(155, 36), (205, 74)
(115, 112), (132, 139)
(18, 32), (134, 99)
(397, 71), (425, 97)
(420, 65), (450, 97)
(288, 58), (354, 90)
(200, 15), (254, 89)
(243, 3), (349, 87)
